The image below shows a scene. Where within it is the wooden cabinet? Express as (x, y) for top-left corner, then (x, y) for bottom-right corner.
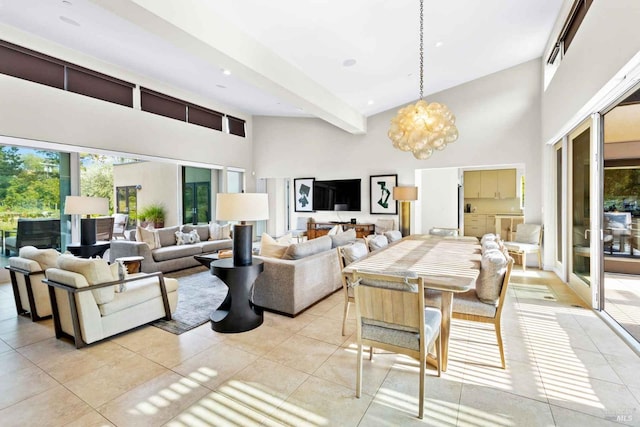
(463, 170), (482, 198)
(494, 216), (524, 240)
(464, 169), (517, 199)
(464, 213), (497, 238)
(307, 222), (375, 239)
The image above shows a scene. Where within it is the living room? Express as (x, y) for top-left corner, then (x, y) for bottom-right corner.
(1, 0), (640, 425)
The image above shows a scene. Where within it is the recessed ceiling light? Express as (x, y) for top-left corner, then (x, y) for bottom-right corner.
(342, 58), (357, 67)
(435, 41), (444, 48)
(222, 69), (231, 76)
(407, 73), (413, 77)
(59, 16), (80, 26)
(216, 84), (227, 89)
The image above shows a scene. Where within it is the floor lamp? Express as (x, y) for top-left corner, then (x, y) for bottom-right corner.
(216, 193), (269, 266)
(393, 186), (418, 237)
(64, 196), (109, 245)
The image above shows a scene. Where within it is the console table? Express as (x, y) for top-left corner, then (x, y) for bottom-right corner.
(210, 258), (264, 333)
(307, 222), (375, 239)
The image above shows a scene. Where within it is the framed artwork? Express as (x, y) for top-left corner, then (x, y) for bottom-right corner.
(294, 178), (314, 212)
(370, 174), (397, 214)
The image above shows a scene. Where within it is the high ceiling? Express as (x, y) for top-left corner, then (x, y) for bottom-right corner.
(0, 0), (565, 133)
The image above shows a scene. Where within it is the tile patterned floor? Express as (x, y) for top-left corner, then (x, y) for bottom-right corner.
(0, 267), (639, 426)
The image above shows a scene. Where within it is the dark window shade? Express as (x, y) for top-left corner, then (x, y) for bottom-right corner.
(0, 43), (64, 89)
(547, 0), (593, 63)
(227, 116), (246, 137)
(141, 88), (186, 121)
(188, 105), (223, 131)
(67, 68), (133, 107)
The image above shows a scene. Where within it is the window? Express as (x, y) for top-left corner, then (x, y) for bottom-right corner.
(546, 0), (594, 65)
(227, 116), (246, 137)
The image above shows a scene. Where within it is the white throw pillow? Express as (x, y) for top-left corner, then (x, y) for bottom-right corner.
(476, 250), (508, 304)
(367, 234), (389, 251)
(136, 226), (160, 249)
(342, 242), (368, 265)
(175, 230), (201, 245)
(327, 225), (343, 235)
(384, 230), (403, 243)
(18, 246), (60, 270)
(57, 255), (118, 304)
(259, 233), (289, 258)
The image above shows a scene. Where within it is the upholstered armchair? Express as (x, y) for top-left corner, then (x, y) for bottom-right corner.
(43, 255), (179, 348)
(113, 213), (129, 239)
(503, 223), (542, 271)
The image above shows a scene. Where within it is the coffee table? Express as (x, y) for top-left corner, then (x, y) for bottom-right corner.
(194, 253), (220, 268)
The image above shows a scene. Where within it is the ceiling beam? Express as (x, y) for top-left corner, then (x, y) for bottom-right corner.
(89, 0), (367, 134)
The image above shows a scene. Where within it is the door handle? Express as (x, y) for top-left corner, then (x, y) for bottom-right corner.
(584, 229), (590, 240)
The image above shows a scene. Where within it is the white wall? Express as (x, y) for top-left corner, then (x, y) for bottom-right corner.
(254, 59), (543, 226)
(416, 168), (460, 233)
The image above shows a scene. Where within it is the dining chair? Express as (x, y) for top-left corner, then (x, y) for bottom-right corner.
(337, 242), (369, 335)
(113, 213), (129, 239)
(349, 269), (441, 419)
(503, 223), (542, 271)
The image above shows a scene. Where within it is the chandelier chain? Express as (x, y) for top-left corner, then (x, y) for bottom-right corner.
(419, 0), (423, 100)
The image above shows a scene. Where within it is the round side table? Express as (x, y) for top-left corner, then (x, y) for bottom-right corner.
(115, 256), (145, 274)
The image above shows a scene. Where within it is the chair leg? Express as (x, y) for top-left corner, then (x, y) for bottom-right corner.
(436, 332), (442, 378)
(522, 253), (527, 272)
(495, 321), (506, 369)
(419, 352), (425, 419)
(537, 250), (542, 270)
(342, 300), (350, 336)
(356, 343), (363, 398)
(369, 345), (373, 360)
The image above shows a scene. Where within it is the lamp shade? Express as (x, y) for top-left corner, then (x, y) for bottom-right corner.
(392, 186), (418, 201)
(216, 193), (269, 221)
(64, 196), (109, 215)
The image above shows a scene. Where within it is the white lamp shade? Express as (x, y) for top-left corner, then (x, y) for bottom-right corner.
(64, 196), (109, 215)
(392, 186), (418, 201)
(216, 193), (269, 221)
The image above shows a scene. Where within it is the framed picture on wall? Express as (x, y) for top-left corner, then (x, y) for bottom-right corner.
(370, 174), (397, 214)
(294, 178), (314, 212)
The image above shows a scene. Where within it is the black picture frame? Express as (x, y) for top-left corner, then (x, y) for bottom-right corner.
(370, 174), (398, 214)
(294, 178), (314, 212)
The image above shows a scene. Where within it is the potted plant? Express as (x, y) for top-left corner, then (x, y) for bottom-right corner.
(139, 203), (166, 229)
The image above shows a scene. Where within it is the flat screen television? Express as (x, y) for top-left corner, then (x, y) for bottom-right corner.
(313, 179), (361, 211)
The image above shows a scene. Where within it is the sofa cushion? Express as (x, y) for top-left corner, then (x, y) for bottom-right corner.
(152, 244), (202, 262)
(18, 246), (60, 270)
(282, 235), (332, 260)
(476, 249), (508, 304)
(198, 240), (232, 253)
(327, 225), (343, 235)
(98, 276), (178, 316)
(175, 230), (201, 245)
(330, 228), (357, 248)
(155, 226), (180, 247)
(208, 223), (231, 240)
(136, 226), (160, 249)
(182, 224), (210, 242)
(260, 233), (289, 258)
(57, 255), (118, 304)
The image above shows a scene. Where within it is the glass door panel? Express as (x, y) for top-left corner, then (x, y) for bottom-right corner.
(570, 124), (592, 292)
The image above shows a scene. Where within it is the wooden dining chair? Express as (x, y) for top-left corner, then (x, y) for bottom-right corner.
(337, 242), (369, 335)
(349, 270), (441, 419)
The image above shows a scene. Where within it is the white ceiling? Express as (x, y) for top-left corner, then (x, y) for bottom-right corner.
(0, 0), (564, 133)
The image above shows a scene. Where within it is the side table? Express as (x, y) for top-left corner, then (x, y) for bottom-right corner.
(115, 256), (145, 274)
(210, 258), (264, 333)
(67, 241), (111, 258)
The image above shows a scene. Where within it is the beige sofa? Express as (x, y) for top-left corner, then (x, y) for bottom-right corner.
(109, 224), (232, 273)
(253, 235), (345, 316)
(44, 255), (179, 348)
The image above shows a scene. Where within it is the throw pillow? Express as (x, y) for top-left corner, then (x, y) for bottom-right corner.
(175, 230), (201, 245)
(480, 233), (497, 244)
(327, 225), (343, 236)
(341, 242), (368, 265)
(136, 226), (160, 249)
(475, 249), (508, 305)
(209, 223), (232, 240)
(18, 246), (60, 270)
(330, 228), (356, 248)
(259, 233), (289, 258)
(182, 224), (209, 242)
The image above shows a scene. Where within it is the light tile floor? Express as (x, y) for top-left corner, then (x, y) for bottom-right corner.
(0, 268), (639, 426)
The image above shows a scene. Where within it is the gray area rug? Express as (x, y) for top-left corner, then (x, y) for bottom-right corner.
(152, 266), (228, 334)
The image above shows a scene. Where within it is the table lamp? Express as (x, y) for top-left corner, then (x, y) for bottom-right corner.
(64, 196), (109, 245)
(393, 186), (418, 237)
(216, 193), (269, 266)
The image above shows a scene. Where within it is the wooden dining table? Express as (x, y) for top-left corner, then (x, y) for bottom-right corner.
(342, 234), (481, 371)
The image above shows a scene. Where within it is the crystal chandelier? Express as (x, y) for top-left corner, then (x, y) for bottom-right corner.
(388, 0), (458, 159)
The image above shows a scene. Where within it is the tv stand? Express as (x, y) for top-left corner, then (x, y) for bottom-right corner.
(307, 222), (375, 239)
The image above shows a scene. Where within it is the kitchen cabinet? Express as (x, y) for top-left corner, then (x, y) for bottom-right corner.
(464, 214), (496, 238)
(464, 169), (517, 199)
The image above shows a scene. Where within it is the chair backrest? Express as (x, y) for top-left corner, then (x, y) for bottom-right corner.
(295, 216), (309, 230)
(374, 219), (395, 234)
(351, 270), (425, 331)
(514, 223), (542, 245)
(429, 227), (459, 237)
(95, 217), (114, 241)
(113, 213), (128, 234)
(16, 219), (61, 250)
(337, 242), (369, 289)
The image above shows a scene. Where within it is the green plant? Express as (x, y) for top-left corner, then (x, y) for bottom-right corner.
(139, 203), (166, 222)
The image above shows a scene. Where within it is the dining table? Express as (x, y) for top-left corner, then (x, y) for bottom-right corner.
(342, 234), (482, 371)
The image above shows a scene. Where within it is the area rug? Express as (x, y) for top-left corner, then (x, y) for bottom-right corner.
(151, 266), (228, 334)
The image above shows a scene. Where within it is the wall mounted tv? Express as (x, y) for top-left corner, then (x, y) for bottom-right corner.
(313, 179), (361, 211)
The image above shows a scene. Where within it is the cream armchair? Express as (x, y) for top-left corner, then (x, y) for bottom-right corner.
(43, 256), (179, 348)
(504, 223), (542, 271)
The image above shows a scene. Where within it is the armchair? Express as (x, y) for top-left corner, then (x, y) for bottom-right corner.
(288, 216), (310, 242)
(95, 216), (115, 241)
(43, 256), (178, 348)
(113, 213), (129, 239)
(503, 223), (542, 271)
